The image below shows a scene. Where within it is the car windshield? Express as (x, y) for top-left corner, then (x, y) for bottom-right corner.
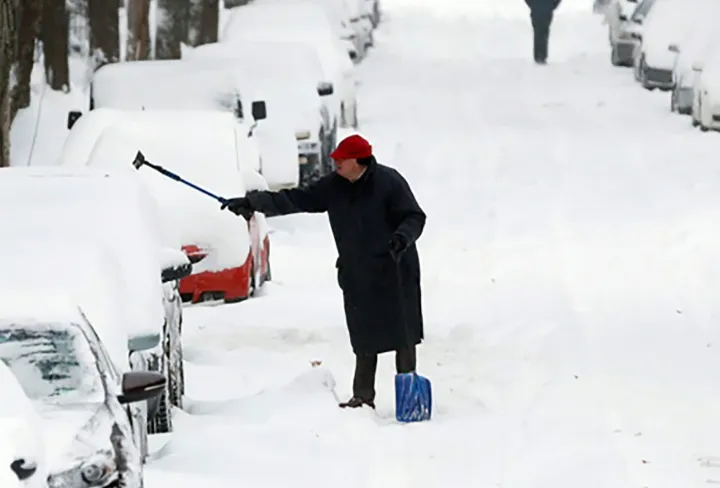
(0, 322), (105, 404)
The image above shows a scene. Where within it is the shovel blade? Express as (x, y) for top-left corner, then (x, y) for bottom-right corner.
(394, 371), (432, 422)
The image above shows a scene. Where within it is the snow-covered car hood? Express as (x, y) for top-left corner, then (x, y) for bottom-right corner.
(644, 44), (678, 71)
(35, 402), (111, 472)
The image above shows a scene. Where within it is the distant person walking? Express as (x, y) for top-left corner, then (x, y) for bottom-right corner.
(525, 0), (561, 64)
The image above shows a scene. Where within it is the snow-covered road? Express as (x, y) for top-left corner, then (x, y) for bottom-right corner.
(148, 2), (720, 487)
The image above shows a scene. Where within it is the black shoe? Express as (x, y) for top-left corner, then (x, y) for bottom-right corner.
(339, 396), (375, 409)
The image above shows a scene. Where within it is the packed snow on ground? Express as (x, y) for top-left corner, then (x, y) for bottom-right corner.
(11, 0), (720, 486)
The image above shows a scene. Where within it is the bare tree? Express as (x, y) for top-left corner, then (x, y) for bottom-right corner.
(0, 0), (17, 167)
(11, 0), (41, 118)
(156, 0), (189, 60)
(195, 0), (219, 47)
(88, 0), (119, 70)
(40, 0), (70, 91)
(126, 0), (150, 60)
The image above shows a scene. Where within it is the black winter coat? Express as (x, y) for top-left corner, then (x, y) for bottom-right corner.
(245, 160), (426, 355)
(525, 0), (561, 13)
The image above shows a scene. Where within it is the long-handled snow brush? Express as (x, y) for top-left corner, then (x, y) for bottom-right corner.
(131, 151), (228, 205)
(392, 254), (432, 423)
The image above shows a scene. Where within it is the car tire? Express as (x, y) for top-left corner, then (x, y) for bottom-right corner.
(671, 89), (678, 113)
(610, 44), (622, 66)
(640, 60), (654, 91)
(147, 384), (172, 434)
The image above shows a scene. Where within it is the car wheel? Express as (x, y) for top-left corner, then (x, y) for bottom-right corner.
(265, 246), (272, 282)
(670, 89), (678, 112)
(352, 105), (359, 129)
(147, 384), (172, 434)
(610, 44), (622, 66)
(340, 104), (347, 127)
(640, 60), (654, 91)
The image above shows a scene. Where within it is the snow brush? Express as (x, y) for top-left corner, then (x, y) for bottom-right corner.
(392, 255), (432, 423)
(131, 151), (228, 205)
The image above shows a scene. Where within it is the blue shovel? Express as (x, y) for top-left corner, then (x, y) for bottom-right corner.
(392, 252), (432, 423)
(131, 151), (229, 205)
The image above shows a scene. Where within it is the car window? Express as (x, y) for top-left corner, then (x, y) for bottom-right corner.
(0, 323), (105, 404)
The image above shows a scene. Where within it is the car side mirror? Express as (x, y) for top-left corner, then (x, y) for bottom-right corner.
(161, 262), (192, 282)
(317, 82), (334, 97)
(692, 62), (704, 72)
(618, 14), (627, 21)
(251, 100), (267, 121)
(67, 110), (82, 129)
(668, 44), (679, 53)
(117, 371), (166, 404)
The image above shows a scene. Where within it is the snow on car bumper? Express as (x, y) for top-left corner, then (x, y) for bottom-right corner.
(179, 253), (252, 303)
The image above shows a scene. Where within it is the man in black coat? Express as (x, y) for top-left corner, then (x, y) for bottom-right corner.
(525, 0), (561, 64)
(221, 134), (426, 409)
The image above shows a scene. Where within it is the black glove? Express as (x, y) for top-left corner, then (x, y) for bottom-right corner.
(388, 234), (407, 261)
(220, 197), (254, 220)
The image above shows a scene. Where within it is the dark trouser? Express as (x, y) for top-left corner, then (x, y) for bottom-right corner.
(531, 12), (552, 62)
(353, 346), (416, 402)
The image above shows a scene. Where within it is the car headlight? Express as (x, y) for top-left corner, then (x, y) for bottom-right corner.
(80, 453), (117, 486)
(295, 130), (311, 140)
(48, 451), (118, 488)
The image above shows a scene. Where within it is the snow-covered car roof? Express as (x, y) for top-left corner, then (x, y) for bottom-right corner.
(183, 40), (325, 85)
(220, 2), (348, 76)
(180, 55), (323, 119)
(0, 240), (131, 371)
(641, 0), (708, 46)
(91, 60), (240, 114)
(57, 107), (125, 167)
(80, 110), (254, 258)
(0, 168), (167, 344)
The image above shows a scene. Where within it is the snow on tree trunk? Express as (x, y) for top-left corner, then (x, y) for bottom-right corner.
(88, 0), (119, 70)
(40, 0), (70, 92)
(11, 0), (41, 118)
(155, 0), (189, 60)
(195, 0), (218, 47)
(0, 0), (17, 167)
(126, 0), (150, 60)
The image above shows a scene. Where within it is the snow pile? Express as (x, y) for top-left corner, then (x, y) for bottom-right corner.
(84, 111), (252, 271)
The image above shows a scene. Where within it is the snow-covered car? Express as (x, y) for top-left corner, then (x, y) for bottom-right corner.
(670, 13), (720, 115)
(362, 0), (380, 28)
(182, 41), (336, 186)
(605, 0), (640, 66)
(0, 292), (166, 488)
(0, 239), (157, 460)
(0, 167), (188, 435)
(0, 359), (46, 488)
(691, 34), (720, 131)
(221, 1), (360, 129)
(68, 110), (272, 304)
(67, 60), (264, 176)
(630, 0), (707, 91)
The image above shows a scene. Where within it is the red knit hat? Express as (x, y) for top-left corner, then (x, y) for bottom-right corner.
(329, 134), (372, 160)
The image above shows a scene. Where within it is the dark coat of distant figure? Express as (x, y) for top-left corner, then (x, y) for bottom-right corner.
(525, 0), (562, 64)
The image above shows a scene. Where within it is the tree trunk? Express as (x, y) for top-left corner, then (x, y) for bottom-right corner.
(126, 0), (150, 60)
(11, 0), (41, 118)
(88, 0), (119, 70)
(155, 0), (189, 60)
(40, 0), (70, 91)
(194, 0), (219, 47)
(0, 0), (17, 167)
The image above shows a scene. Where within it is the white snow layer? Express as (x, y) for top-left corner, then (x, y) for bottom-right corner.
(11, 0), (720, 486)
